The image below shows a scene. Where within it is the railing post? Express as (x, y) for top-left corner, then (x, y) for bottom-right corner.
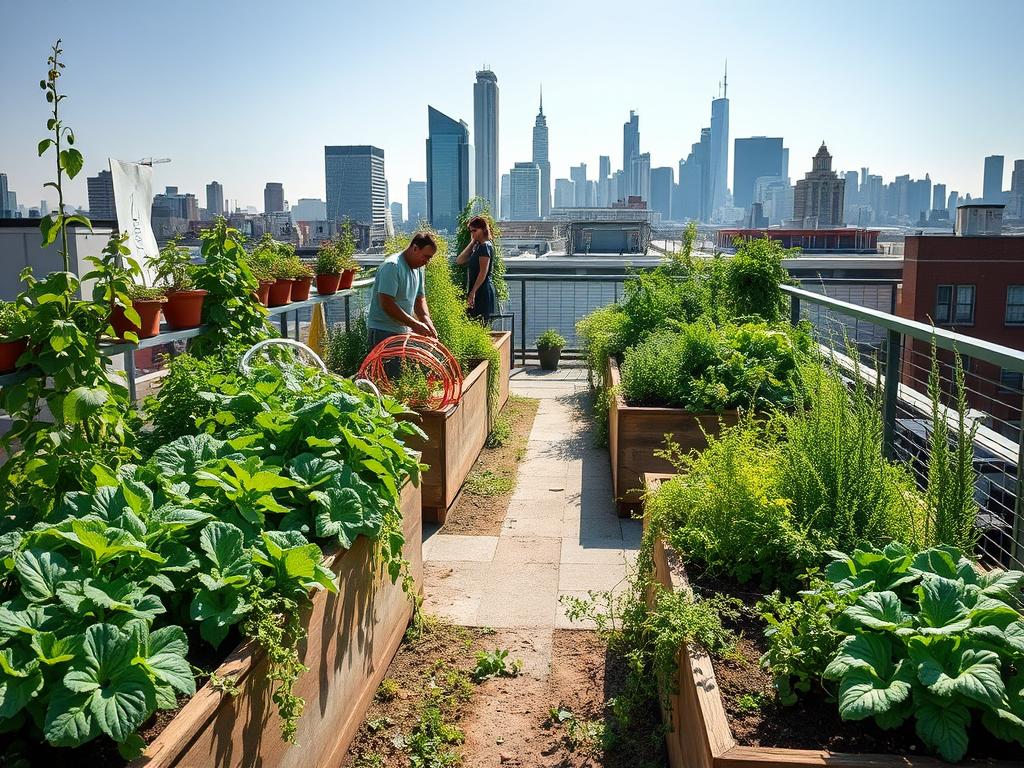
(1012, 394), (1024, 568)
(882, 328), (902, 460)
(279, 313), (288, 337)
(789, 292), (801, 326)
(125, 350), (137, 403)
(520, 279), (527, 367)
(344, 295), (351, 333)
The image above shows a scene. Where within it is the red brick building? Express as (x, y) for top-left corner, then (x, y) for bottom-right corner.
(898, 233), (1024, 435)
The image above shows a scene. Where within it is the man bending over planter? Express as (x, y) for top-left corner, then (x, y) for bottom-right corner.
(367, 230), (439, 348)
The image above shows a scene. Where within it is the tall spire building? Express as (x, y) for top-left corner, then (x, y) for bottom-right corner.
(622, 110), (640, 202)
(532, 87), (551, 218)
(473, 69), (499, 216)
(708, 62), (729, 217)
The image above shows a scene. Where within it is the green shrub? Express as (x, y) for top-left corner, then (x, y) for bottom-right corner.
(724, 236), (793, 322)
(324, 315), (370, 378)
(0, 301), (26, 340)
(316, 239), (342, 275)
(537, 328), (565, 350)
(142, 351), (235, 449)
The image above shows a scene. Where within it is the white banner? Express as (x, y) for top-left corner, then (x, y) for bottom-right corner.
(109, 159), (158, 285)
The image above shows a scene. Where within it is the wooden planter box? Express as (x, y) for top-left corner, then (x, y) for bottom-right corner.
(608, 357), (739, 514)
(134, 479), (423, 768)
(490, 330), (511, 412)
(641, 473), (1017, 768)
(403, 359), (490, 523)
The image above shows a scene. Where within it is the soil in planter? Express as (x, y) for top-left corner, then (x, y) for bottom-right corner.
(342, 621), (666, 768)
(440, 395), (539, 537)
(689, 570), (1019, 761)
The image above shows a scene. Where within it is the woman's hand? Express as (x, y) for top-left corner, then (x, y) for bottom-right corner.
(467, 291), (476, 309)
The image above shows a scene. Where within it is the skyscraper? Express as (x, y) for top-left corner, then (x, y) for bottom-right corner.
(598, 155), (611, 207)
(206, 181), (224, 217)
(570, 164), (589, 206)
(732, 137), (785, 212)
(650, 167), (674, 221)
(0, 174), (10, 218)
(390, 202), (403, 229)
(509, 162), (541, 220)
(324, 146), (388, 244)
(87, 169), (115, 220)
(709, 65), (729, 216)
(499, 174), (510, 221)
(793, 143), (846, 227)
(948, 190), (959, 214)
(622, 110), (639, 198)
(264, 183), (284, 214)
(473, 69), (499, 216)
(426, 106), (472, 233)
(532, 88), (551, 218)
(932, 183), (946, 212)
(983, 155), (1005, 201)
(407, 179), (427, 227)
(554, 179), (575, 208)
(630, 152), (651, 203)
(1009, 160), (1024, 219)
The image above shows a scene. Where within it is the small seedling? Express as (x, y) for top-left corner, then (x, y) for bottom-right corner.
(465, 469), (515, 496)
(547, 704), (605, 753)
(367, 716), (393, 732)
(736, 693), (766, 712)
(376, 678), (400, 702)
(548, 705), (574, 724)
(471, 649), (522, 682)
(207, 670), (241, 697)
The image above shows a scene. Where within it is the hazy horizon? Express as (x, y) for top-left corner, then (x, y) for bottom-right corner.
(2, 0), (1022, 215)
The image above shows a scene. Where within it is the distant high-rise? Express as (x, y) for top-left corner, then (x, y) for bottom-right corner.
(264, 182), (284, 214)
(0, 174), (10, 218)
(677, 131), (709, 222)
(426, 106), (472, 233)
(947, 190), (959, 214)
(407, 179), (427, 227)
(570, 164), (589, 206)
(709, 64), (729, 216)
(87, 169), (115, 220)
(291, 198), (327, 222)
(932, 183), (946, 212)
(732, 137), (785, 212)
(509, 162), (541, 219)
(206, 181), (224, 217)
(473, 69), (499, 216)
(650, 167), (674, 221)
(554, 178), (575, 208)
(622, 110), (640, 198)
(983, 155), (1005, 201)
(324, 146), (389, 244)
(532, 88), (551, 218)
(630, 152), (651, 203)
(390, 202), (403, 229)
(793, 143), (845, 227)
(1009, 160), (1024, 219)
(598, 155), (611, 207)
(499, 174), (511, 221)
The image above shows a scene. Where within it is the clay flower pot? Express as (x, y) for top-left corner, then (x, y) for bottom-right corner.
(255, 280), (273, 306)
(291, 276), (313, 302)
(111, 299), (165, 340)
(163, 289), (207, 330)
(0, 339), (28, 374)
(268, 278), (294, 307)
(316, 273), (341, 296)
(339, 269), (356, 289)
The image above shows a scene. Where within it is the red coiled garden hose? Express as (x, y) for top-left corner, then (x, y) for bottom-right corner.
(357, 334), (463, 410)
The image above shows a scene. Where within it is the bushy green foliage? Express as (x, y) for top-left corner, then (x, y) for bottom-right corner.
(150, 236), (196, 292)
(646, 418), (820, 588)
(821, 544), (1024, 761)
(778, 360), (923, 552)
(324, 315), (370, 378)
(536, 329), (565, 350)
(0, 301), (26, 340)
(723, 236), (793, 322)
(142, 351), (238, 449)
(471, 649), (522, 681)
(619, 320), (809, 412)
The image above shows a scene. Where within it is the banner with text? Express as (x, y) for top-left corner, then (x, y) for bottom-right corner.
(109, 159), (158, 285)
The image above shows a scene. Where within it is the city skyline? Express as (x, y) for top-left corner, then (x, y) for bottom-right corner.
(1, 1), (1023, 215)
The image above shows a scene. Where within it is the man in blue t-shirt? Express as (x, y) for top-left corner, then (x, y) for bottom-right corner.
(367, 230), (439, 348)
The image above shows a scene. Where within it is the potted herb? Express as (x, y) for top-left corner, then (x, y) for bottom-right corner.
(315, 240), (342, 295)
(110, 283), (166, 340)
(150, 237), (206, 330)
(267, 241), (297, 307)
(286, 255), (315, 301)
(337, 220), (360, 289)
(0, 301), (27, 373)
(245, 235), (277, 305)
(536, 328), (565, 371)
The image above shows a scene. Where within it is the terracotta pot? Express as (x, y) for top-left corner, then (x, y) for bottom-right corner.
(111, 299), (165, 340)
(163, 290), (207, 330)
(255, 280), (273, 306)
(268, 278), (294, 307)
(291, 276), (313, 301)
(0, 339), (28, 374)
(339, 269), (356, 289)
(316, 273), (341, 295)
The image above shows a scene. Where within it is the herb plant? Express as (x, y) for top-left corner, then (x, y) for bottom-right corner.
(149, 236), (195, 292)
(536, 329), (565, 350)
(316, 239), (342, 275)
(723, 235), (793, 322)
(0, 301), (26, 341)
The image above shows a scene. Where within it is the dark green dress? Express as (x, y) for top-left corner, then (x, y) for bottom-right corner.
(467, 240), (497, 321)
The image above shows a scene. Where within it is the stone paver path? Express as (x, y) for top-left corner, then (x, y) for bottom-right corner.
(422, 366), (642, 633)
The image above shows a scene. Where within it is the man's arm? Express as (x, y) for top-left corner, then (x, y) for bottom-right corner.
(379, 293), (431, 336)
(414, 295), (438, 338)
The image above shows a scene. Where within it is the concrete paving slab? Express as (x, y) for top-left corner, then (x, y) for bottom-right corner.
(560, 538), (630, 565)
(558, 563), (630, 593)
(503, 513), (565, 538)
(492, 536), (561, 565)
(475, 562), (560, 628)
(423, 534), (499, 562)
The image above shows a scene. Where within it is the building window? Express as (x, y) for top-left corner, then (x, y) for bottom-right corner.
(954, 285), (975, 325)
(1006, 286), (1024, 325)
(999, 368), (1023, 392)
(934, 285), (953, 324)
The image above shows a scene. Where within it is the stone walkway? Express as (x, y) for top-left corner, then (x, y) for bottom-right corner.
(421, 366), (642, 631)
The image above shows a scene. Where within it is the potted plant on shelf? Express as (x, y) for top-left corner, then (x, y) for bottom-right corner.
(150, 237), (206, 330)
(0, 301), (27, 374)
(110, 283), (166, 340)
(315, 239), (342, 295)
(267, 254), (294, 307)
(245, 236), (277, 305)
(287, 255), (315, 301)
(338, 219), (360, 289)
(536, 328), (566, 371)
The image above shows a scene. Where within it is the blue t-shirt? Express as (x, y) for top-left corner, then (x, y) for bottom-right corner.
(367, 252), (426, 333)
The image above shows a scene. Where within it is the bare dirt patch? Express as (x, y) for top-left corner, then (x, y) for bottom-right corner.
(441, 396), (539, 537)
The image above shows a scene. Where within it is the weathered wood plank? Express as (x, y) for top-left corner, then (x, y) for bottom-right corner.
(491, 331), (511, 412)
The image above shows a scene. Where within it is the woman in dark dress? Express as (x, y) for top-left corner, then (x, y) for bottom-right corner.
(455, 215), (497, 324)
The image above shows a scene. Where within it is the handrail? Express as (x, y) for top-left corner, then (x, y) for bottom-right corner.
(782, 284), (1024, 374)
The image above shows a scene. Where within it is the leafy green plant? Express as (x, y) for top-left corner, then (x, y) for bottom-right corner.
(0, 301), (26, 341)
(337, 219), (360, 272)
(465, 469), (514, 497)
(315, 239), (342, 275)
(324, 316), (370, 378)
(149, 236), (196, 292)
(724, 235), (793, 322)
(126, 284), (166, 301)
(471, 649), (522, 682)
(536, 329), (565, 350)
(736, 693), (767, 712)
(485, 412), (512, 448)
(818, 543), (1024, 761)
(391, 360), (434, 406)
(547, 705), (607, 754)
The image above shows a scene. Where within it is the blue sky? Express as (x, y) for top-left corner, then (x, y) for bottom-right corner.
(2, 0), (1022, 213)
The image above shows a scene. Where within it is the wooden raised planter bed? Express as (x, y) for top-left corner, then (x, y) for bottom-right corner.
(134, 479), (423, 768)
(608, 357), (739, 515)
(491, 330), (511, 412)
(641, 473), (1017, 768)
